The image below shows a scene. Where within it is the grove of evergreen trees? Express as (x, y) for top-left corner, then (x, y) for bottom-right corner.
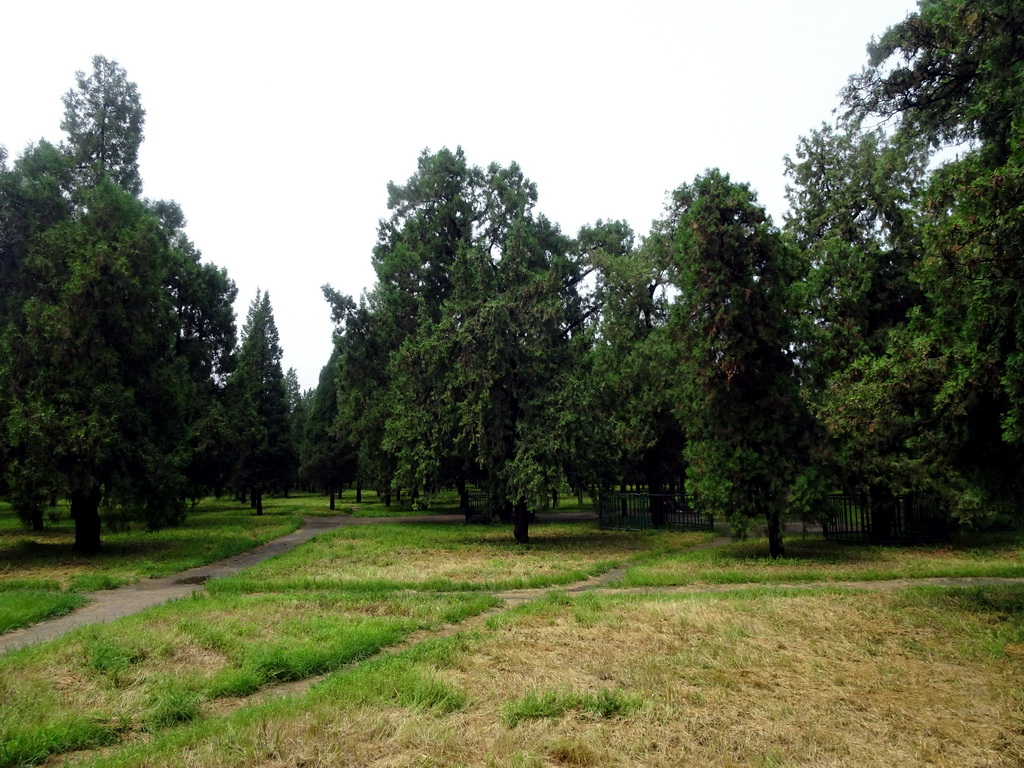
(3, 0), (1021, 555)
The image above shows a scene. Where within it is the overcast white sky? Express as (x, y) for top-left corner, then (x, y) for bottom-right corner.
(4, 0), (918, 390)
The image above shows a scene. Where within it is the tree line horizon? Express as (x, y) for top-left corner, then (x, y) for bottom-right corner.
(2, 0), (1020, 558)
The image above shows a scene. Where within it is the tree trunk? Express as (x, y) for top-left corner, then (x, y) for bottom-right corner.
(329, 489), (335, 511)
(356, 482), (362, 504)
(765, 502), (785, 559)
(71, 486), (103, 555)
(384, 491), (391, 508)
(869, 486), (895, 543)
(31, 508), (44, 532)
(513, 499), (530, 544)
(456, 475), (469, 512)
(254, 487), (263, 516)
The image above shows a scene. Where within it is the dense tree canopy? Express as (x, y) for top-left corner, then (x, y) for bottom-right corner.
(4, 4), (1023, 554)
(0, 57), (238, 551)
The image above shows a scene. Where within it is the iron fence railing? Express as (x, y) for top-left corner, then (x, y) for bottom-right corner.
(824, 493), (947, 544)
(598, 492), (713, 532)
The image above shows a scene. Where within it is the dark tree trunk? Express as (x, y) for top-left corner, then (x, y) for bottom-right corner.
(869, 486), (895, 543)
(384, 491), (391, 508)
(577, 487), (583, 506)
(31, 508), (44, 532)
(765, 502), (785, 559)
(551, 488), (559, 509)
(329, 489), (335, 510)
(456, 475), (469, 512)
(71, 486), (103, 555)
(513, 499), (530, 544)
(355, 482), (362, 504)
(254, 487), (263, 516)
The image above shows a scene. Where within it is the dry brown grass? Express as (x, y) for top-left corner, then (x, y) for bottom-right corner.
(222, 526), (710, 591)
(81, 588), (1024, 768)
(618, 534), (1024, 588)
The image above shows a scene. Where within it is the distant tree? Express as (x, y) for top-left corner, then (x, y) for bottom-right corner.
(336, 148), (597, 541)
(668, 170), (805, 558)
(407, 212), (588, 543)
(300, 349), (356, 507)
(155, 200), (238, 502)
(0, 143), (77, 528)
(589, 218), (687, 493)
(61, 55), (145, 195)
(230, 290), (292, 514)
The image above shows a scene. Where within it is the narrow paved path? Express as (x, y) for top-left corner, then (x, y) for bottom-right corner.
(5, 513), (1022, 656)
(0, 515), (358, 654)
(0, 511), (597, 654)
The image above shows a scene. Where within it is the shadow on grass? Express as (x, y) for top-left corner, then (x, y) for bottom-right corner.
(894, 583), (1024, 616)
(696, 528), (1024, 567)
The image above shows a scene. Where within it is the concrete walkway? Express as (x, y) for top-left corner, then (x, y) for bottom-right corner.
(5, 511), (1021, 656)
(0, 515), (361, 654)
(0, 511), (597, 654)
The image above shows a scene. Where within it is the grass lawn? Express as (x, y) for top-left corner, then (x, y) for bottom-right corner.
(2, 503), (1023, 768)
(206, 523), (712, 593)
(0, 497), (310, 593)
(614, 529), (1024, 587)
(29, 586), (1024, 768)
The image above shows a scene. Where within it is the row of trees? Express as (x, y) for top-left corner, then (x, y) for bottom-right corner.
(0, 57), (301, 552)
(3, 0), (1021, 558)
(309, 0), (1024, 554)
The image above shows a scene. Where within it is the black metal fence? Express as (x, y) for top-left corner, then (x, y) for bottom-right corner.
(598, 492), (714, 532)
(463, 493), (492, 523)
(824, 493), (947, 544)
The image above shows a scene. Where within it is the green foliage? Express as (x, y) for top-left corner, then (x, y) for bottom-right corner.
(229, 290), (294, 505)
(60, 56), (145, 195)
(145, 688), (201, 731)
(335, 148), (601, 541)
(0, 715), (122, 768)
(822, 0), (1024, 522)
(501, 687), (643, 727)
(316, 648), (469, 714)
(299, 348), (355, 496)
(0, 58), (237, 550)
(667, 170), (805, 555)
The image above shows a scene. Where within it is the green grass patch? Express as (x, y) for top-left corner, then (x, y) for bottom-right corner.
(614, 530), (1024, 586)
(0, 589), (87, 634)
(0, 496), (306, 634)
(0, 589), (496, 767)
(205, 521), (710, 593)
(501, 687), (644, 726)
